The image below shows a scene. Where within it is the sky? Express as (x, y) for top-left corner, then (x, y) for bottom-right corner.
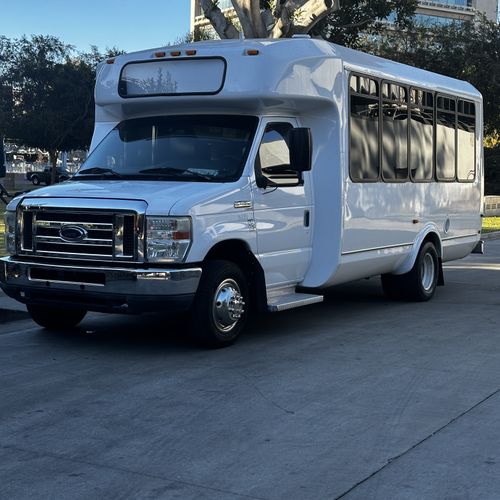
(1, 0), (191, 53)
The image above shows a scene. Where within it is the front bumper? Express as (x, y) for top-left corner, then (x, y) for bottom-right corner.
(0, 256), (202, 314)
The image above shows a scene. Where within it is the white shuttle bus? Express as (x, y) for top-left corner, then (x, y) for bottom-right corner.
(1, 38), (483, 347)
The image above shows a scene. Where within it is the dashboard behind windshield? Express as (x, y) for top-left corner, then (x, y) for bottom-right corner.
(75, 115), (258, 182)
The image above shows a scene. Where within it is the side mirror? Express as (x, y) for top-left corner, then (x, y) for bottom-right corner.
(0, 139), (6, 178)
(289, 128), (312, 173)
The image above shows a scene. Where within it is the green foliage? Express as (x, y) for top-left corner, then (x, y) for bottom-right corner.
(0, 35), (123, 160)
(313, 0), (418, 48)
(485, 146), (500, 195)
(174, 26), (216, 45)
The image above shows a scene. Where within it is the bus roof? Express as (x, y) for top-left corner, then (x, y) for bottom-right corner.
(94, 37), (480, 120)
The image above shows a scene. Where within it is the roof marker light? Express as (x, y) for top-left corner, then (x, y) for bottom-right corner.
(170, 51), (181, 57)
(106, 58), (115, 64)
(246, 49), (259, 56)
(154, 51), (166, 58)
(186, 50), (197, 56)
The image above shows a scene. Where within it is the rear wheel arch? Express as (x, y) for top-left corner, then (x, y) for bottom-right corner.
(393, 227), (442, 276)
(382, 238), (441, 302)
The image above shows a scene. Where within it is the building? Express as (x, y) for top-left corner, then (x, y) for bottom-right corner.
(190, 0), (498, 35)
(415, 0), (498, 24)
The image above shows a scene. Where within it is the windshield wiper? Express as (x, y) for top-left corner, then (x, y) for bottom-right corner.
(139, 167), (213, 181)
(77, 167), (123, 178)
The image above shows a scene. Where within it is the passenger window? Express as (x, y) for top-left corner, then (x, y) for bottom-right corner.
(257, 123), (299, 186)
(436, 95), (456, 181)
(457, 100), (476, 182)
(410, 89), (434, 181)
(349, 75), (380, 182)
(382, 83), (408, 181)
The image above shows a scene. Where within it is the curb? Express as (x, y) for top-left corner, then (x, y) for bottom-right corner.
(481, 231), (500, 240)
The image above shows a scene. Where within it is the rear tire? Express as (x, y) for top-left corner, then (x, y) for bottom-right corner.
(27, 305), (87, 330)
(382, 241), (439, 302)
(31, 175), (40, 186)
(190, 260), (248, 348)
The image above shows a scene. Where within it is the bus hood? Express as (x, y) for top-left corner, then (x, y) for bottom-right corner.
(16, 179), (251, 216)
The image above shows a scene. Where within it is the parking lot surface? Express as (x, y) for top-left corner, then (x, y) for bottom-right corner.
(1, 239), (500, 499)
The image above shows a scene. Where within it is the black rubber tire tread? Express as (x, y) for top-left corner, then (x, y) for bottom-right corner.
(401, 241), (439, 302)
(27, 304), (87, 330)
(382, 241), (439, 302)
(190, 260), (248, 349)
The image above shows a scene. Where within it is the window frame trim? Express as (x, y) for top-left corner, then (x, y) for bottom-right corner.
(118, 56), (228, 99)
(254, 120), (303, 189)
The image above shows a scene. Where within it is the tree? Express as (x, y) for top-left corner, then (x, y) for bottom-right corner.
(198, 0), (340, 39)
(313, 0), (418, 47)
(197, 0), (417, 41)
(359, 15), (500, 135)
(0, 36), (15, 138)
(0, 36), (120, 183)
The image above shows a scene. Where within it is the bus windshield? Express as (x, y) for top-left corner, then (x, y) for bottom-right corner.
(75, 115), (258, 182)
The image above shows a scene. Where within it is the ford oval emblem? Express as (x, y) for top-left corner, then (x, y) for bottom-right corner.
(59, 225), (87, 242)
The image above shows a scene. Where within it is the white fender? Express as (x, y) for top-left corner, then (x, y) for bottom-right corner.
(392, 223), (442, 275)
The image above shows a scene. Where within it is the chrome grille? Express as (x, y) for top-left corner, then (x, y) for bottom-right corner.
(19, 207), (140, 261)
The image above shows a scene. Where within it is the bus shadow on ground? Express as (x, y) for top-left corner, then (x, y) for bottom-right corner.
(34, 278), (393, 352)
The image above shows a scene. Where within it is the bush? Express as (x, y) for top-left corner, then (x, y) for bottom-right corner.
(485, 146), (500, 195)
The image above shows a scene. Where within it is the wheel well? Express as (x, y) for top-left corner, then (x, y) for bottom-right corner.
(422, 232), (444, 285)
(423, 232), (442, 258)
(203, 240), (267, 312)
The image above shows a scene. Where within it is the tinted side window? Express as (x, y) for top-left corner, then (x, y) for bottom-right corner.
(410, 89), (434, 181)
(382, 83), (408, 181)
(436, 95), (456, 181)
(457, 100), (476, 182)
(257, 123), (299, 186)
(350, 75), (380, 181)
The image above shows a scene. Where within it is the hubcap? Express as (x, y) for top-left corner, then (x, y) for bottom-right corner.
(212, 278), (245, 333)
(421, 252), (435, 292)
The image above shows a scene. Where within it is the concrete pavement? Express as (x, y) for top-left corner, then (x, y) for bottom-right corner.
(0, 288), (29, 323)
(0, 239), (500, 499)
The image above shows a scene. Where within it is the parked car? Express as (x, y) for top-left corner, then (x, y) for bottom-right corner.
(26, 167), (71, 185)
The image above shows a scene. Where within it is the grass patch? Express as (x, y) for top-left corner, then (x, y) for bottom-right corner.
(482, 216), (500, 234)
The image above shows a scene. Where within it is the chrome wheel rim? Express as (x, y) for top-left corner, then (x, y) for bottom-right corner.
(421, 253), (435, 292)
(212, 278), (245, 333)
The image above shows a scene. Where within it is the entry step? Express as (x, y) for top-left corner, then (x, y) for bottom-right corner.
(267, 293), (324, 312)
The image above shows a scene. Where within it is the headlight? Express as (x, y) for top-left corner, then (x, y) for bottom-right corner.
(4, 210), (16, 254)
(146, 216), (191, 263)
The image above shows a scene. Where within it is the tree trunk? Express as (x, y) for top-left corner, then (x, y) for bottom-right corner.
(199, 0), (240, 39)
(199, 0), (339, 39)
(230, 0), (267, 38)
(48, 149), (58, 185)
(290, 0), (337, 34)
(271, 0), (336, 38)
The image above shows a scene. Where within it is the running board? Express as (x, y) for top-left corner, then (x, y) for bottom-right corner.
(267, 293), (324, 312)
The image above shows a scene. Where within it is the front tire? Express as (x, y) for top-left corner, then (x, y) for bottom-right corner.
(27, 305), (87, 330)
(31, 175), (40, 186)
(382, 241), (439, 302)
(190, 260), (248, 348)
